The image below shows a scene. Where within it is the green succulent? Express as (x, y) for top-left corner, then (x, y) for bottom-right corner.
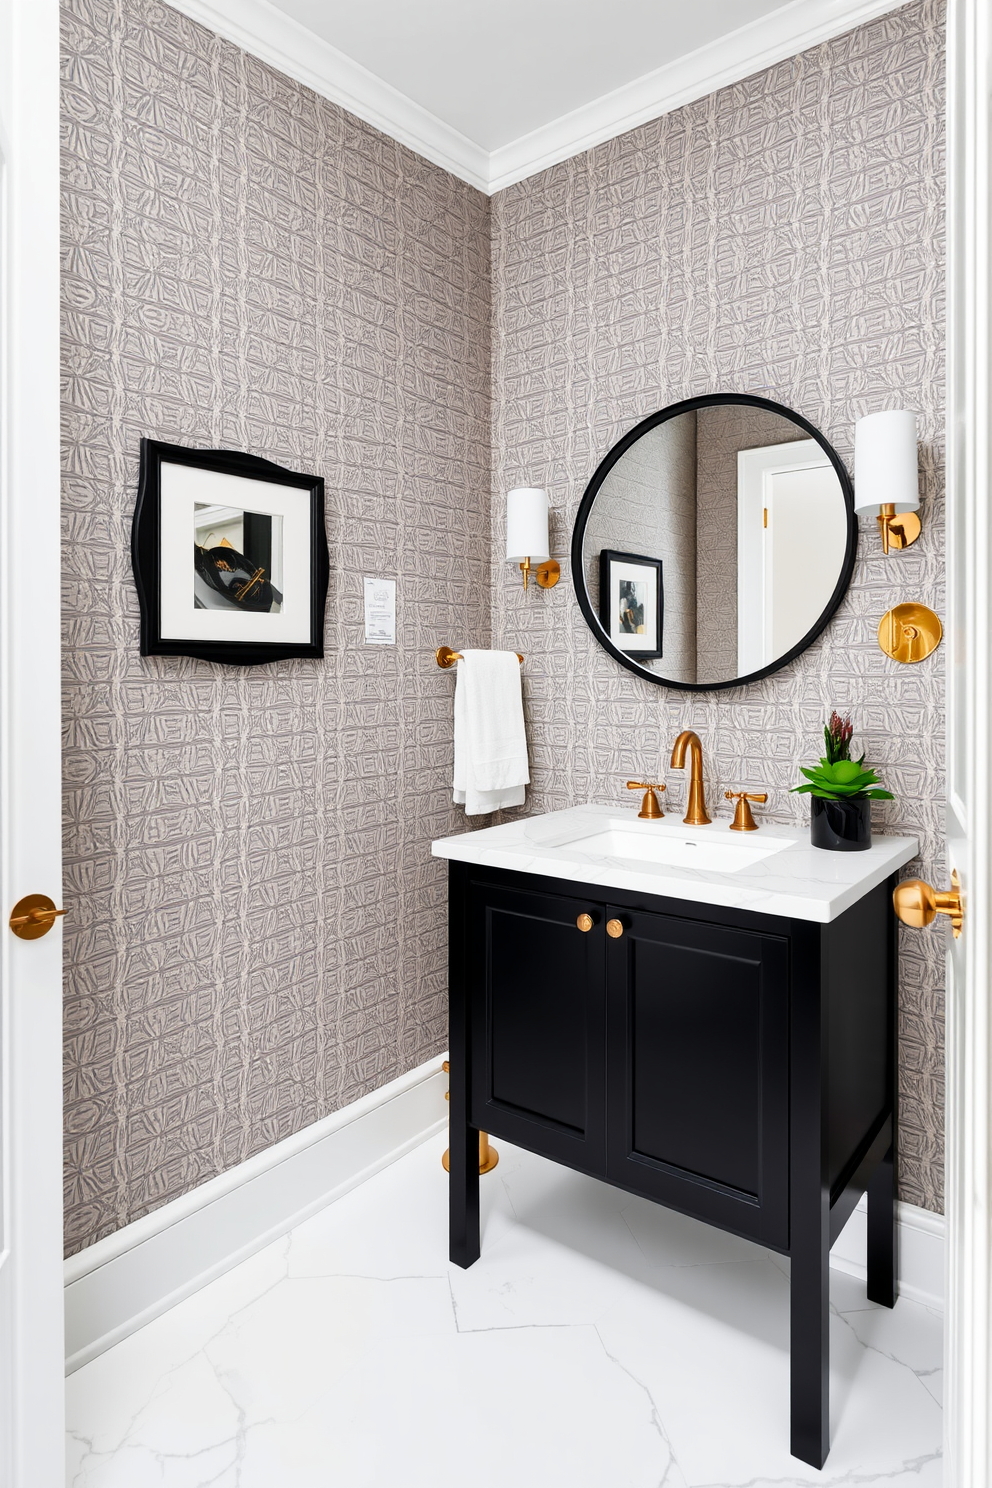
(791, 756), (893, 801)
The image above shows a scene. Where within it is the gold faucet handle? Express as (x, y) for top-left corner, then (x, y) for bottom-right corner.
(725, 790), (768, 832)
(627, 781), (666, 820)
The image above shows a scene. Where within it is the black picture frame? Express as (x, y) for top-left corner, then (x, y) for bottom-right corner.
(599, 549), (664, 659)
(132, 439), (329, 666)
(571, 393), (858, 693)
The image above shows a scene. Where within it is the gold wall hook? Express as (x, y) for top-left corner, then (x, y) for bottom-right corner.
(893, 871), (963, 938)
(9, 894), (66, 940)
(878, 603), (942, 664)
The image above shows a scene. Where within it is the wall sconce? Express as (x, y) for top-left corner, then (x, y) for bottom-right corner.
(506, 487), (560, 590)
(854, 410), (921, 554)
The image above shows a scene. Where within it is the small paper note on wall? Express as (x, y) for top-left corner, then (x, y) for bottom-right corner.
(364, 577), (396, 644)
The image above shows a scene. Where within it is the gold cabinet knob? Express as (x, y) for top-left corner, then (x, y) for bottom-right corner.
(606, 918), (625, 939)
(893, 870), (963, 938)
(576, 913), (594, 932)
(9, 894), (66, 940)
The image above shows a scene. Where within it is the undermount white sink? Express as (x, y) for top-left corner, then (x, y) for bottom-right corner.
(560, 823), (794, 873)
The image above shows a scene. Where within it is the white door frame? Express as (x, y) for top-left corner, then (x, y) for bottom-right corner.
(945, 0), (992, 1482)
(0, 0), (65, 1483)
(736, 438), (831, 675)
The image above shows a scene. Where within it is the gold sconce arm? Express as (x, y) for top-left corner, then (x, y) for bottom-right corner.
(519, 558), (560, 590)
(877, 504), (922, 555)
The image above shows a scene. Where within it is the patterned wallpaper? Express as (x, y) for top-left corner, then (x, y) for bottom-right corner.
(60, 0), (491, 1254)
(491, 0), (946, 1211)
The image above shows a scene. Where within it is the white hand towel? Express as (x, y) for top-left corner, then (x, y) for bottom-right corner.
(452, 649), (529, 816)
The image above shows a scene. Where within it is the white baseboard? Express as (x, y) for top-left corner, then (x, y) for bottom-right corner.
(63, 1055), (449, 1373)
(830, 1196), (945, 1311)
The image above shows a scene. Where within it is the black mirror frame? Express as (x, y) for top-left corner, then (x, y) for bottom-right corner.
(570, 393), (858, 692)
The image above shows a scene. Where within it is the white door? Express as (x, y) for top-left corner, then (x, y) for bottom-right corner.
(736, 440), (848, 675)
(0, 2), (65, 1485)
(941, 2), (992, 1482)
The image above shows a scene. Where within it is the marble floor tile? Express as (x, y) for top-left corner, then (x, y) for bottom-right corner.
(66, 1133), (943, 1488)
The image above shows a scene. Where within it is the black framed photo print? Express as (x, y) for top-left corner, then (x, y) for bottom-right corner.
(132, 440), (329, 665)
(599, 549), (664, 659)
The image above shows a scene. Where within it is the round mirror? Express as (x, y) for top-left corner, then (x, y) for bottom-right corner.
(571, 394), (856, 691)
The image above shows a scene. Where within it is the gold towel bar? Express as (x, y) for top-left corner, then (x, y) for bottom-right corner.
(436, 645), (523, 669)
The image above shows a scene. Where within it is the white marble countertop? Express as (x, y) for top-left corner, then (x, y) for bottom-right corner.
(431, 804), (919, 923)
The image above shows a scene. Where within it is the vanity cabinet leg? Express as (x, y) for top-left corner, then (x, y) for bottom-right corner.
(448, 864), (480, 1269)
(448, 1111), (480, 1269)
(790, 1222), (830, 1469)
(866, 1141), (897, 1307)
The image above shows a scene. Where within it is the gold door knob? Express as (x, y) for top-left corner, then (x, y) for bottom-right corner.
(893, 870), (963, 938)
(606, 918), (624, 939)
(9, 894), (66, 941)
(576, 913), (594, 932)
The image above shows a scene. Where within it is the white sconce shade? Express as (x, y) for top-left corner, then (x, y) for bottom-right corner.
(854, 410), (919, 515)
(505, 487), (550, 563)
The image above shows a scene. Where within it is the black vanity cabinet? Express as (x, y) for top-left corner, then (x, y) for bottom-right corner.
(447, 861), (898, 1471)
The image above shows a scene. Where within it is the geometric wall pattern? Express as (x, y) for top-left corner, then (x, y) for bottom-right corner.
(60, 0), (491, 1254)
(61, 0), (945, 1255)
(491, 0), (946, 1212)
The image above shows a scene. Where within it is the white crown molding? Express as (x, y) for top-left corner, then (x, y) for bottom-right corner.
(166, 0), (911, 195)
(165, 0), (489, 190)
(487, 0), (913, 192)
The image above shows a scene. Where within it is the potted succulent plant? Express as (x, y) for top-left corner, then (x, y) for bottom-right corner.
(791, 712), (893, 852)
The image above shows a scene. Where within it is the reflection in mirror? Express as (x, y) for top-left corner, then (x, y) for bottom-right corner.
(580, 403), (850, 688)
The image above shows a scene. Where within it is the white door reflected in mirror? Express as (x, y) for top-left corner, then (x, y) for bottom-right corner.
(737, 442), (849, 676)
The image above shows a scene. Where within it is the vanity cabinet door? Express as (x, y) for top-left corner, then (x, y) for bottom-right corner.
(466, 880), (607, 1177)
(605, 908), (789, 1247)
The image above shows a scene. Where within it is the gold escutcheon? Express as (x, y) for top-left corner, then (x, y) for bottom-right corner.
(9, 894), (66, 941)
(878, 603), (942, 664)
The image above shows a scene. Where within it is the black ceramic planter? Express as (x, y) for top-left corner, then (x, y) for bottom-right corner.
(810, 795), (872, 852)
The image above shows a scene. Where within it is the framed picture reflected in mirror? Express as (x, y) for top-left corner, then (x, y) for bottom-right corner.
(599, 549), (664, 659)
(132, 439), (328, 665)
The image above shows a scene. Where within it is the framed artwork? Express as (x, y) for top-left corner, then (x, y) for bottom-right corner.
(599, 549), (664, 659)
(132, 439), (329, 666)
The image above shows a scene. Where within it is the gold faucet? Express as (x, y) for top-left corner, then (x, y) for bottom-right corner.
(670, 731), (711, 825)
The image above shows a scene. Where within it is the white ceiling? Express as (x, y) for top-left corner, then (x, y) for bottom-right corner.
(174, 0), (909, 190)
(266, 0), (788, 153)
